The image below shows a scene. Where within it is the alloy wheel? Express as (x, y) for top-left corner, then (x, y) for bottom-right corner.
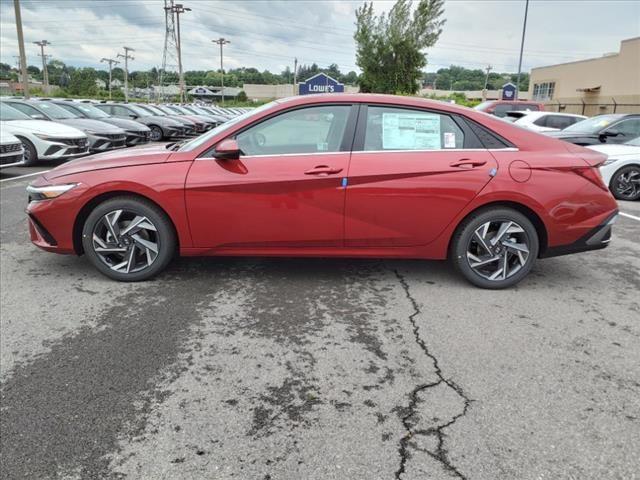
(149, 126), (163, 141)
(466, 220), (530, 281)
(613, 168), (640, 200)
(91, 209), (160, 273)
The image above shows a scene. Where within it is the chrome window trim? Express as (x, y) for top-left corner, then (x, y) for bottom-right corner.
(198, 148), (520, 160)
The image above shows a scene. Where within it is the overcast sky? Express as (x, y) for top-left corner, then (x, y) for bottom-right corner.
(1, 0), (639, 75)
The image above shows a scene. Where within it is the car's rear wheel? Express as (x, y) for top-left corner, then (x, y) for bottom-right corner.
(17, 137), (38, 166)
(149, 125), (164, 142)
(81, 196), (176, 281)
(610, 165), (640, 201)
(451, 208), (539, 289)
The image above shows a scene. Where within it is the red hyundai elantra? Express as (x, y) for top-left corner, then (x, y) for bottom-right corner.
(26, 94), (618, 288)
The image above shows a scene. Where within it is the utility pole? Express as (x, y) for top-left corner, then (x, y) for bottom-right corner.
(165, 2), (190, 102)
(293, 57), (298, 95)
(100, 57), (120, 99)
(212, 38), (230, 106)
(515, 0), (529, 100)
(117, 46), (134, 102)
(13, 0), (29, 98)
(33, 40), (51, 94)
(483, 64), (492, 100)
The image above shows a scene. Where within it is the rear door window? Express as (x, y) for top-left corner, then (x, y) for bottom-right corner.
(493, 104), (513, 117)
(363, 106), (465, 151)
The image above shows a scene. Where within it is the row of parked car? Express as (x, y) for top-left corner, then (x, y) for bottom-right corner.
(475, 100), (640, 201)
(0, 98), (250, 167)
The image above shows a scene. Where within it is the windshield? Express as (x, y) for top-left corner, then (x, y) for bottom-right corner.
(127, 105), (154, 117)
(178, 101), (277, 152)
(156, 105), (177, 115)
(64, 102), (109, 119)
(563, 115), (621, 133)
(0, 102), (31, 120)
(172, 106), (191, 115)
(625, 136), (640, 147)
(140, 105), (167, 116)
(33, 102), (79, 119)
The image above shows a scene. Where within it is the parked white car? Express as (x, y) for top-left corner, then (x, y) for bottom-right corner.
(588, 137), (640, 201)
(505, 111), (587, 133)
(0, 102), (89, 166)
(0, 129), (24, 169)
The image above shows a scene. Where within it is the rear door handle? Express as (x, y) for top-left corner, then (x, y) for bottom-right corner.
(304, 165), (343, 175)
(450, 158), (487, 168)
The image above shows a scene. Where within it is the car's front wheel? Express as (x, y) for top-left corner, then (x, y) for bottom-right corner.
(610, 165), (640, 201)
(451, 208), (539, 289)
(81, 196), (176, 281)
(17, 137), (38, 166)
(149, 125), (164, 142)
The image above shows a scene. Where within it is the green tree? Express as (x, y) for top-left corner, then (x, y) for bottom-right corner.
(354, 0), (445, 94)
(68, 67), (98, 95)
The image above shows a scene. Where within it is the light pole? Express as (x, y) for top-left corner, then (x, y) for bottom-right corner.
(515, 0), (529, 100)
(117, 46), (135, 102)
(166, 2), (190, 102)
(100, 57), (120, 100)
(13, 0), (29, 98)
(33, 40), (51, 94)
(212, 37), (230, 106)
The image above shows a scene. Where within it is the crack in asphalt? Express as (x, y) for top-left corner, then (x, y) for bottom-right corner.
(393, 269), (472, 480)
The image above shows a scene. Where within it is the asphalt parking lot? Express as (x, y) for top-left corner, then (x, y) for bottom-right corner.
(1, 162), (639, 480)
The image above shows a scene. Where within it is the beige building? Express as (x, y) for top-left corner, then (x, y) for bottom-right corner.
(529, 37), (640, 116)
(243, 83), (359, 101)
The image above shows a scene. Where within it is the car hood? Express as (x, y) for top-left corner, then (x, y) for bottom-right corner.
(44, 143), (173, 180)
(56, 118), (125, 134)
(1, 129), (20, 143)
(545, 131), (597, 139)
(98, 117), (150, 132)
(0, 119), (86, 137)
(587, 144), (640, 157)
(139, 116), (183, 127)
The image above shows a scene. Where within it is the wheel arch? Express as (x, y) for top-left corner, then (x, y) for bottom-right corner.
(447, 200), (549, 258)
(72, 190), (179, 255)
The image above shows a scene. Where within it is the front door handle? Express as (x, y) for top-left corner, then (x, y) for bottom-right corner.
(450, 158), (487, 168)
(304, 165), (344, 175)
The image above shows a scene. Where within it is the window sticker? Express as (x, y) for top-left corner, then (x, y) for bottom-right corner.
(382, 113), (441, 150)
(443, 132), (456, 149)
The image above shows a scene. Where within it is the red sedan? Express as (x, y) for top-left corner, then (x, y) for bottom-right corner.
(26, 94), (618, 288)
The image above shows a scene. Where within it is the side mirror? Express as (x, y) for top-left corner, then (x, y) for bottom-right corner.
(129, 114), (138, 119)
(602, 129), (620, 137)
(31, 114), (46, 120)
(214, 138), (241, 160)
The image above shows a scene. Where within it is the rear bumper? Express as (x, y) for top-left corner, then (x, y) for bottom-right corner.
(541, 210), (618, 258)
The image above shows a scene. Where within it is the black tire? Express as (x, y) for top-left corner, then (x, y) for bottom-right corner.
(17, 136), (38, 166)
(149, 125), (164, 142)
(81, 196), (176, 281)
(609, 165), (640, 201)
(451, 207), (539, 289)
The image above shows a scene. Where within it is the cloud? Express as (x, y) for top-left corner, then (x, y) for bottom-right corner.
(1, 0), (638, 76)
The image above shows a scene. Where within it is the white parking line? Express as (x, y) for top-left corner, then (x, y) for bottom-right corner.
(0, 170), (50, 184)
(620, 212), (640, 222)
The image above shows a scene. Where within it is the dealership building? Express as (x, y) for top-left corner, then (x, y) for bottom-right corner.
(528, 36), (640, 116)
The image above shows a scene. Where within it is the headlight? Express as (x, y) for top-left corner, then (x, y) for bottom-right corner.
(27, 183), (79, 201)
(84, 130), (97, 135)
(602, 158), (619, 166)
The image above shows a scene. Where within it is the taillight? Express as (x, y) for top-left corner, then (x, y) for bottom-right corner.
(573, 166), (608, 191)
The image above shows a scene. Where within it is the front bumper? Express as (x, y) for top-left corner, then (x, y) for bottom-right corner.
(88, 133), (127, 152)
(0, 148), (25, 168)
(41, 138), (90, 159)
(541, 211), (618, 258)
(125, 130), (151, 146)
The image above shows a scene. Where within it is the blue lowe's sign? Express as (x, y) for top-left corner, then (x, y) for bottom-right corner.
(299, 73), (344, 95)
(502, 82), (517, 100)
